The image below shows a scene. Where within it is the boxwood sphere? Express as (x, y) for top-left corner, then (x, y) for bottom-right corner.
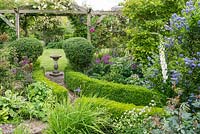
(9, 37), (43, 64)
(63, 37), (95, 71)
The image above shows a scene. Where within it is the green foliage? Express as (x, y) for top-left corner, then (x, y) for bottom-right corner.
(63, 37), (95, 71)
(9, 38), (43, 64)
(91, 16), (128, 49)
(46, 40), (65, 49)
(0, 60), (12, 89)
(32, 68), (68, 101)
(64, 70), (166, 106)
(46, 100), (110, 134)
(26, 82), (52, 103)
(14, 125), (31, 134)
(68, 15), (87, 38)
(150, 96), (200, 134)
(112, 102), (157, 134)
(79, 97), (165, 118)
(23, 82), (55, 120)
(32, 16), (72, 44)
(0, 90), (28, 123)
(0, 81), (56, 123)
(123, 0), (186, 64)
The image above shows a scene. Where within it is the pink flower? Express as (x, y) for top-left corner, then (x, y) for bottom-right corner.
(90, 27), (95, 33)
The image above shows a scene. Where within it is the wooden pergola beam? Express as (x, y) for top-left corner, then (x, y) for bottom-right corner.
(0, 9), (121, 39)
(0, 13), (16, 30)
(0, 9), (121, 15)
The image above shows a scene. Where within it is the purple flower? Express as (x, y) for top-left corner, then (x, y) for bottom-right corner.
(101, 55), (111, 64)
(74, 87), (81, 93)
(95, 58), (101, 64)
(197, 63), (200, 67)
(131, 64), (137, 70)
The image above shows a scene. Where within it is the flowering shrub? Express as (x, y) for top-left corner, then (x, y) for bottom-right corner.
(112, 100), (156, 134)
(87, 55), (144, 85)
(164, 0), (200, 99)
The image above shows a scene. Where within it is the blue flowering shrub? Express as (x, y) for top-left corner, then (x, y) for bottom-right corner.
(164, 0), (200, 100)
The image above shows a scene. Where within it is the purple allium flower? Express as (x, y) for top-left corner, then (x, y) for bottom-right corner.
(90, 27), (95, 33)
(131, 64), (137, 70)
(95, 58), (101, 64)
(101, 54), (111, 64)
(22, 59), (29, 65)
(74, 87), (81, 93)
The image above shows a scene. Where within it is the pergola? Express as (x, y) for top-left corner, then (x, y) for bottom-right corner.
(0, 4), (121, 41)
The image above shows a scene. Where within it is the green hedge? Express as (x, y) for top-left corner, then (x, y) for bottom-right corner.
(65, 70), (166, 106)
(77, 97), (165, 117)
(33, 68), (68, 101)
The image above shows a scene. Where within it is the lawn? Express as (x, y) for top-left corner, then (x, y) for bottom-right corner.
(38, 49), (69, 71)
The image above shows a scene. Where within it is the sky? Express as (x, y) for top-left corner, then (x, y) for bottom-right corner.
(75, 0), (124, 11)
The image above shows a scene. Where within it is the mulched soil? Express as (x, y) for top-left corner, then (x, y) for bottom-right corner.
(0, 71), (77, 134)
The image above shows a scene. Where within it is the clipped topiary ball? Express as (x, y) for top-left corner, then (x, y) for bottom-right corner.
(63, 37), (95, 71)
(9, 37), (43, 64)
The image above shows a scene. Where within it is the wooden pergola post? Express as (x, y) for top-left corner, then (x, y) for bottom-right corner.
(15, 8), (20, 39)
(87, 8), (92, 42)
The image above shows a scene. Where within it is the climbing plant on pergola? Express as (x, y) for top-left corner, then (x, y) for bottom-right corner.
(0, 4), (121, 42)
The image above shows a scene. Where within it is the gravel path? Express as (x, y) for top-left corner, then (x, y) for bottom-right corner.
(45, 71), (77, 102)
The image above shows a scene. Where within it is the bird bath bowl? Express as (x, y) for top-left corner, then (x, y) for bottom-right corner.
(49, 55), (63, 77)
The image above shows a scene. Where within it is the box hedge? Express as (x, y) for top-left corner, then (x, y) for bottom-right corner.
(77, 97), (165, 117)
(9, 37), (43, 64)
(63, 37), (95, 71)
(65, 70), (166, 106)
(33, 68), (68, 101)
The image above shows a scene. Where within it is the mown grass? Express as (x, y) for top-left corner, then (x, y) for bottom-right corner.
(38, 49), (69, 71)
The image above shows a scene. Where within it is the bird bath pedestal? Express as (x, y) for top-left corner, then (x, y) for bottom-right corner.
(50, 55), (63, 77)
